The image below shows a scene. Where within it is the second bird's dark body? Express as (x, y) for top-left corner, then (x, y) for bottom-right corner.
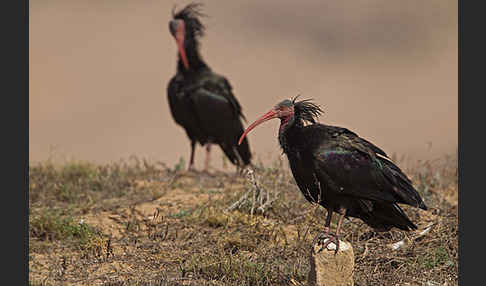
(167, 4), (251, 169)
(168, 68), (251, 167)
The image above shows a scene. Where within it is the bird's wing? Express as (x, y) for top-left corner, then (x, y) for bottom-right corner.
(185, 73), (246, 143)
(219, 76), (246, 122)
(358, 137), (389, 158)
(167, 74), (188, 126)
(186, 73), (246, 120)
(311, 127), (411, 204)
(288, 154), (323, 205)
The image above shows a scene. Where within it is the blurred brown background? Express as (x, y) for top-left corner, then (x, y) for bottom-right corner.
(29, 0), (457, 169)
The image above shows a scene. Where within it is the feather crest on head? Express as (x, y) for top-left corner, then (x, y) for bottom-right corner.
(292, 96), (324, 124)
(172, 2), (206, 38)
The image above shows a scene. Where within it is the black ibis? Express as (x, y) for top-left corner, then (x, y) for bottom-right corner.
(167, 3), (251, 171)
(238, 97), (427, 253)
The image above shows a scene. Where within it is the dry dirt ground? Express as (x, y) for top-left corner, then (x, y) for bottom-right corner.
(29, 155), (458, 286)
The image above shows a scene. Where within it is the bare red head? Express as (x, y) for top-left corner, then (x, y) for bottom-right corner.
(238, 100), (295, 145)
(238, 97), (323, 145)
(169, 19), (189, 70)
(169, 3), (206, 71)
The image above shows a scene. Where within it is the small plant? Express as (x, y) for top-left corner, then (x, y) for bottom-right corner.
(420, 246), (452, 270)
(169, 208), (192, 218)
(30, 209), (103, 250)
(173, 157), (186, 172)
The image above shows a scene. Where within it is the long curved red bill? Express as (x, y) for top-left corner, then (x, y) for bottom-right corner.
(238, 109), (278, 145)
(175, 24), (189, 70)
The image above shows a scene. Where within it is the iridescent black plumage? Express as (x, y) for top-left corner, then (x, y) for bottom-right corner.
(240, 97), (427, 252)
(167, 3), (251, 169)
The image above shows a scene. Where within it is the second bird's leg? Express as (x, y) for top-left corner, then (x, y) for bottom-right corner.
(204, 144), (212, 171)
(188, 141), (196, 171)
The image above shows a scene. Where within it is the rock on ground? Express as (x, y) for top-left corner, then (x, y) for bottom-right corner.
(308, 239), (355, 286)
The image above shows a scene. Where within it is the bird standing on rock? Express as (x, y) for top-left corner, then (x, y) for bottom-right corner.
(167, 3), (252, 171)
(238, 97), (427, 253)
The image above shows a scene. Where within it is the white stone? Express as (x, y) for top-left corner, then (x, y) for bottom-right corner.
(319, 238), (352, 251)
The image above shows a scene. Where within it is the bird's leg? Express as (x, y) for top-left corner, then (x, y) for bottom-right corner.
(204, 144), (212, 171)
(314, 208), (347, 255)
(334, 210), (346, 235)
(329, 210), (347, 255)
(188, 141), (196, 171)
(313, 209), (333, 249)
(323, 209), (333, 234)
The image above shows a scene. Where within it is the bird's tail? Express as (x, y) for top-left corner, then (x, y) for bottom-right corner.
(219, 136), (251, 167)
(360, 201), (418, 232)
(219, 118), (252, 167)
(380, 158), (428, 210)
(236, 136), (251, 165)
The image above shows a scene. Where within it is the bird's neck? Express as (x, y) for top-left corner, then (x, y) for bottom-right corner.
(177, 41), (209, 75)
(278, 117), (304, 155)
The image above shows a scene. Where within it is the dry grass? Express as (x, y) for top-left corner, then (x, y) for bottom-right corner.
(29, 153), (458, 286)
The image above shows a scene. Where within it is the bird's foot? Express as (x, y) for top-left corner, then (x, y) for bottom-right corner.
(313, 232), (341, 255)
(311, 226), (330, 244)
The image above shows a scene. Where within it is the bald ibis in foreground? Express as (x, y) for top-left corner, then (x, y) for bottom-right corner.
(238, 97), (427, 253)
(167, 3), (251, 171)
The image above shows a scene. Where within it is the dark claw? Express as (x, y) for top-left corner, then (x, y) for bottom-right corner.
(313, 232), (340, 255)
